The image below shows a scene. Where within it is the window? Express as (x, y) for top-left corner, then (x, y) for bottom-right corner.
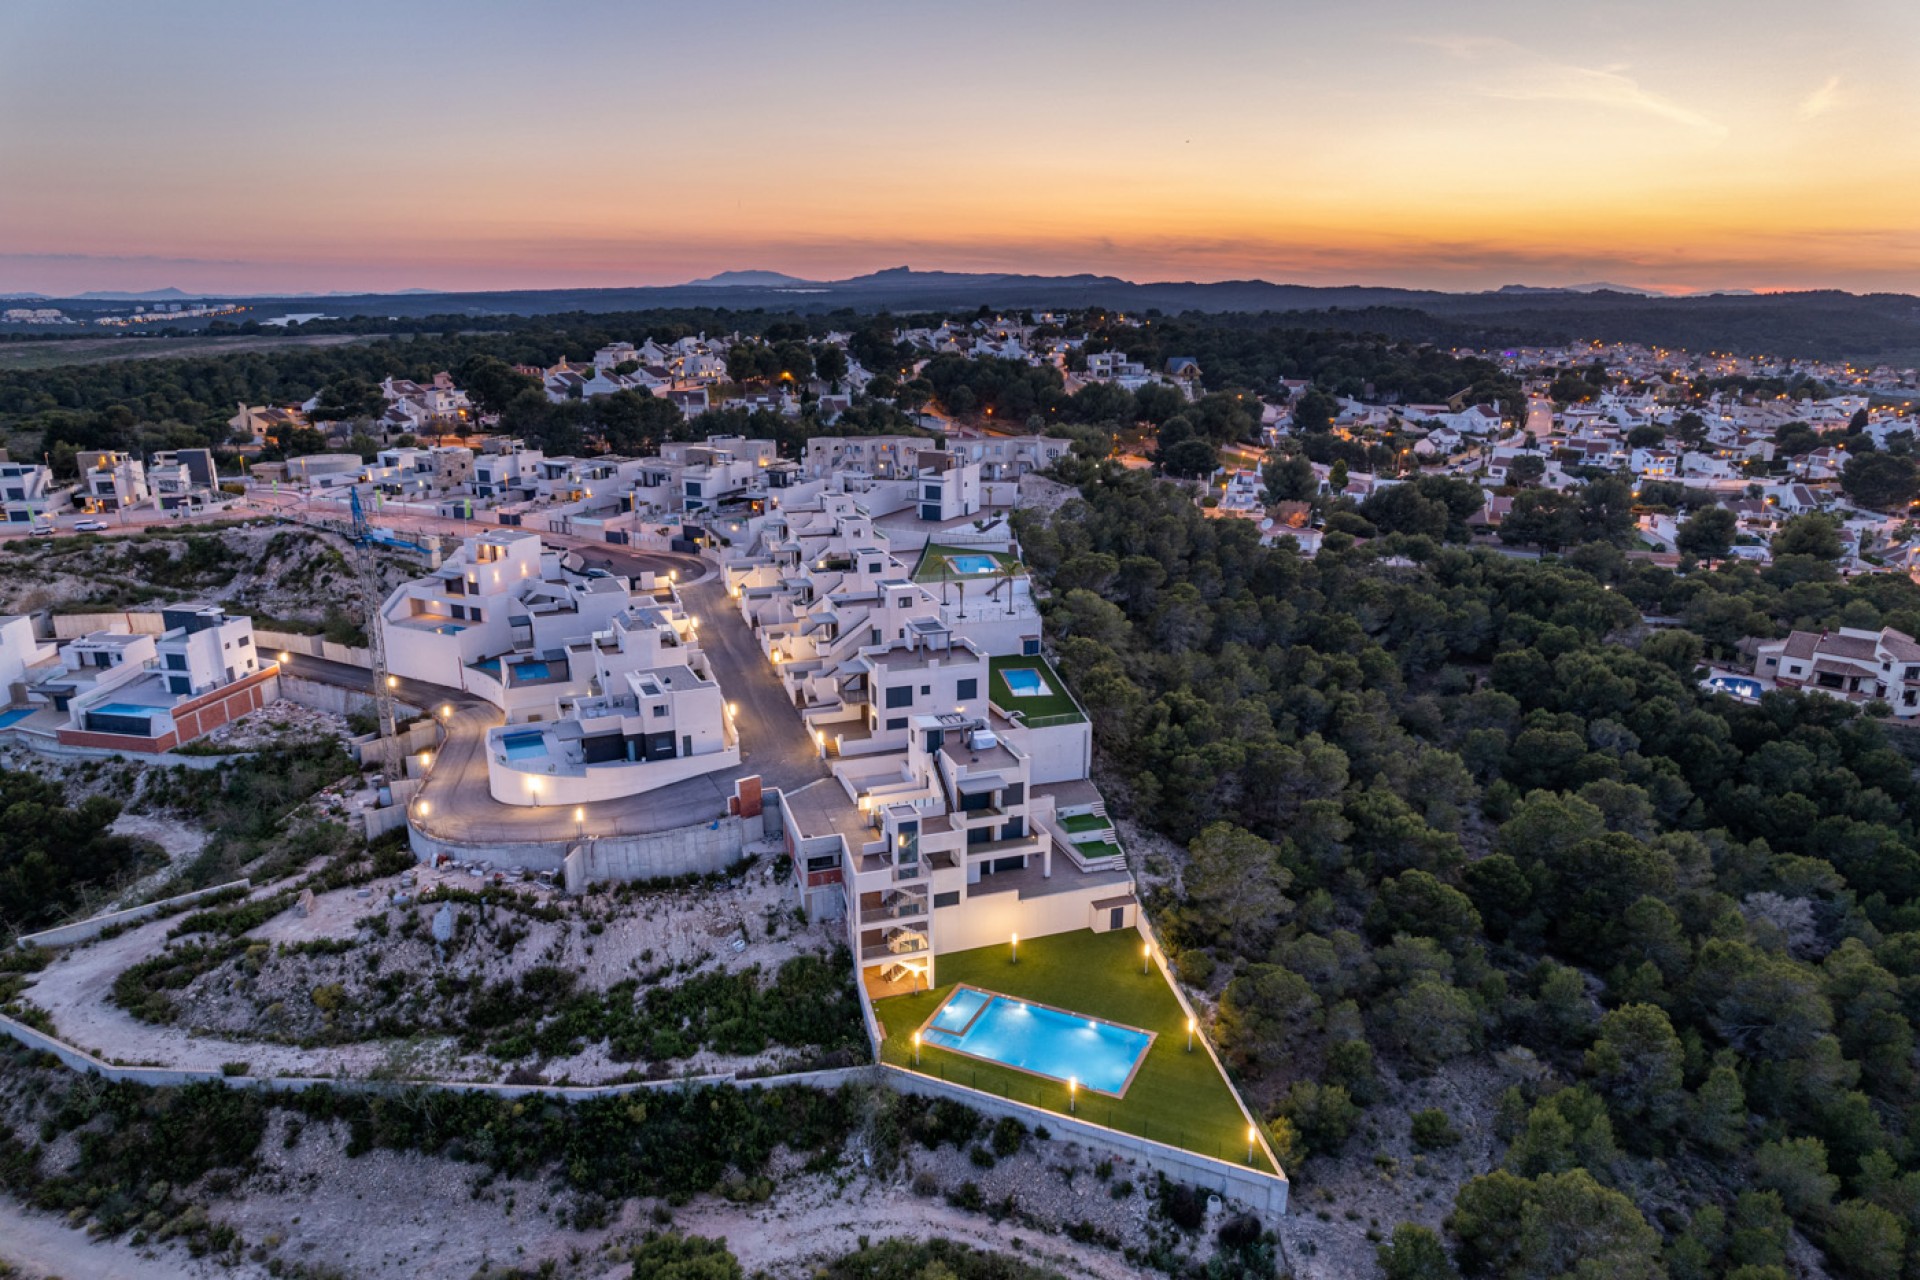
(920, 685), (929, 695)
(1023, 638), (1042, 656)
(884, 686), (913, 709)
(165, 654), (187, 671)
(934, 891), (960, 909)
(470, 608), (483, 622)
(885, 716), (907, 731)
(652, 705), (667, 718)
(956, 678), (977, 700)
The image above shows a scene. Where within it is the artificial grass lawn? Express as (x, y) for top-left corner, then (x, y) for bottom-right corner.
(986, 654), (1085, 724)
(912, 542), (1022, 584)
(1060, 814), (1112, 834)
(873, 929), (1275, 1173)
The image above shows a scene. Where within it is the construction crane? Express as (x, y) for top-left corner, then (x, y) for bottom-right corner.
(347, 486), (403, 788)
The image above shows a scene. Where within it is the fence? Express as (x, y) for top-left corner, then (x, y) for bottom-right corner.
(48, 611), (168, 640)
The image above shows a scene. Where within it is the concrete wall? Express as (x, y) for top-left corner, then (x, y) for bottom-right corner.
(488, 742), (742, 806)
(50, 610), (167, 639)
(930, 880), (1113, 957)
(17, 879), (251, 950)
(255, 629), (372, 669)
(562, 812), (760, 892)
(277, 674), (376, 718)
(880, 1066), (1287, 1217)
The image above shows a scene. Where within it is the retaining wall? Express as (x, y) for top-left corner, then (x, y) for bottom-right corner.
(276, 675), (376, 718)
(562, 812), (760, 892)
(255, 630), (372, 668)
(16, 879), (252, 950)
(880, 1065), (1288, 1217)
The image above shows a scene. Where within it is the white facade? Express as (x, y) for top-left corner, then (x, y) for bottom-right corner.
(482, 601), (739, 806)
(0, 462), (69, 524)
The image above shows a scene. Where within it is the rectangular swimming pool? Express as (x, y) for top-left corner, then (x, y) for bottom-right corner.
(918, 986), (1154, 1096)
(510, 661), (552, 680)
(999, 668), (1051, 698)
(89, 702), (164, 718)
(0, 707), (32, 729)
(499, 729), (548, 762)
(946, 553), (1000, 575)
(428, 622), (467, 635)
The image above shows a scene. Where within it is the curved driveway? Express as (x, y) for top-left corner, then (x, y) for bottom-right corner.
(287, 544), (825, 850)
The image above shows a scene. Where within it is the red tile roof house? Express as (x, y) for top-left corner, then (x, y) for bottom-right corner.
(1755, 626), (1920, 717)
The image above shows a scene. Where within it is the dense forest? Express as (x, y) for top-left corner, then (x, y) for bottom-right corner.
(1016, 460), (1920, 1280)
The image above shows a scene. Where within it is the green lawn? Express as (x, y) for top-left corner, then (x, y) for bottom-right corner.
(912, 542), (1022, 584)
(1060, 813), (1112, 834)
(987, 654), (1085, 725)
(874, 929), (1274, 1172)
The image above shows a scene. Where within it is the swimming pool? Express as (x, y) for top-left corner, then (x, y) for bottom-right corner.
(0, 707), (31, 729)
(499, 729), (548, 762)
(511, 661), (552, 681)
(918, 986), (1154, 1096)
(89, 702), (163, 718)
(946, 554), (1001, 576)
(1000, 668), (1051, 698)
(428, 623), (466, 636)
(1707, 675), (1764, 699)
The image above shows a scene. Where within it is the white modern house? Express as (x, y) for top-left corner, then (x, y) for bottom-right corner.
(0, 614), (56, 696)
(76, 450), (149, 513)
(1756, 626), (1920, 716)
(482, 600), (739, 806)
(0, 461), (69, 525)
(377, 529), (634, 690)
(36, 607), (272, 752)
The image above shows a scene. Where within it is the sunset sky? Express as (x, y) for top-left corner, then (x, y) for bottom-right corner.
(3, 0), (1917, 296)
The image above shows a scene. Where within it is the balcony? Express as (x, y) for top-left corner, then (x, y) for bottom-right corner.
(860, 891), (930, 925)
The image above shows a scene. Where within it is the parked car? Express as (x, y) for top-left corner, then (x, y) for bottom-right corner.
(73, 519), (108, 532)
(28, 525), (53, 537)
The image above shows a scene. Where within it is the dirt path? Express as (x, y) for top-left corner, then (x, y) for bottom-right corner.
(0, 1197), (257, 1280)
(674, 1184), (1146, 1279)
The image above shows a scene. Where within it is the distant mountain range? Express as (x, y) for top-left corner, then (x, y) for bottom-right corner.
(3, 267), (1916, 360)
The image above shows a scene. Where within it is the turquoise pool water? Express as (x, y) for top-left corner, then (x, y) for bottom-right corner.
(500, 729), (548, 761)
(920, 987), (1152, 1096)
(1000, 668), (1050, 697)
(0, 708), (32, 729)
(1708, 676), (1764, 699)
(90, 702), (162, 718)
(429, 622), (466, 635)
(946, 553), (999, 575)
(511, 661), (552, 680)
(470, 658), (501, 676)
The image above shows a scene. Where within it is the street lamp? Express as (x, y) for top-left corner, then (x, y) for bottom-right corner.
(1142, 941), (1152, 974)
(1247, 1124), (1257, 1165)
(1068, 1076), (1078, 1113)
(1187, 1015), (1195, 1052)
(911, 1030), (921, 1066)
(1010, 932), (1018, 965)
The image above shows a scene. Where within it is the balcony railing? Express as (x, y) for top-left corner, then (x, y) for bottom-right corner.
(860, 897), (930, 925)
(861, 936), (929, 962)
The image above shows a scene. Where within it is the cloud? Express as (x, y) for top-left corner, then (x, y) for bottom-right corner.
(1420, 35), (1726, 138)
(1797, 75), (1844, 121)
